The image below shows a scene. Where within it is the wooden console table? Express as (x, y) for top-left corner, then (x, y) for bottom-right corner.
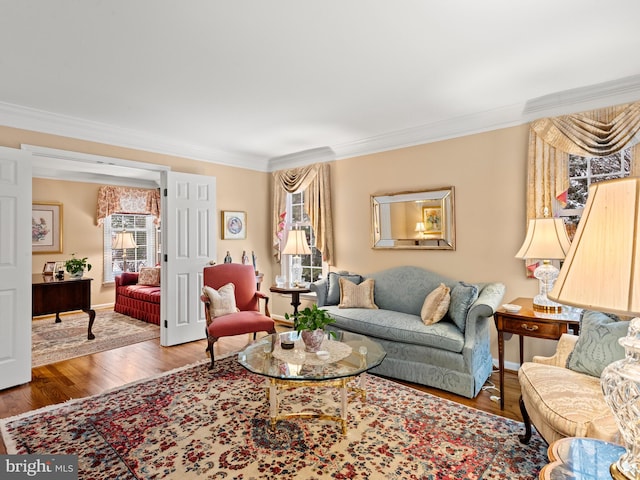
(32, 274), (96, 340)
(494, 297), (580, 409)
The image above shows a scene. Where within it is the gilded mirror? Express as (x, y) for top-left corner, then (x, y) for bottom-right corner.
(371, 186), (455, 250)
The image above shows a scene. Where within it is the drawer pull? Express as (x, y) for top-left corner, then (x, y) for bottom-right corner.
(521, 324), (539, 331)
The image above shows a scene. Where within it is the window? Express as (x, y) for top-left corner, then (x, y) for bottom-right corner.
(558, 149), (631, 237)
(103, 214), (157, 282)
(283, 191), (325, 283)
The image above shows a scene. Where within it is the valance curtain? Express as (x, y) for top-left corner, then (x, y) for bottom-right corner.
(96, 186), (161, 226)
(272, 163), (334, 265)
(527, 101), (640, 222)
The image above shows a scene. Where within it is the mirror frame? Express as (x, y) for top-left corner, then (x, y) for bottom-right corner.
(371, 186), (456, 250)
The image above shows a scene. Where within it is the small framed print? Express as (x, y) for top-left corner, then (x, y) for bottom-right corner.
(32, 202), (63, 253)
(42, 261), (57, 275)
(222, 211), (246, 239)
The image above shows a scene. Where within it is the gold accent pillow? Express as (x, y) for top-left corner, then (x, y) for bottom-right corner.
(138, 266), (160, 286)
(202, 283), (239, 318)
(339, 277), (378, 309)
(421, 283), (451, 325)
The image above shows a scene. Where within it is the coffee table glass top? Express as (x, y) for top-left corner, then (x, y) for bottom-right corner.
(238, 331), (386, 381)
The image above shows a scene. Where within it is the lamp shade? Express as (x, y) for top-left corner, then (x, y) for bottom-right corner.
(515, 217), (572, 260)
(112, 231), (137, 250)
(282, 230), (311, 255)
(415, 222), (426, 232)
(549, 177), (640, 316)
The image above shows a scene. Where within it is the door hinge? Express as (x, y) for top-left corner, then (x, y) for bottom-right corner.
(164, 320), (168, 328)
(164, 254), (168, 262)
(164, 188), (168, 196)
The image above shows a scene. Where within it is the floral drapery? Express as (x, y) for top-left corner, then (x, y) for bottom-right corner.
(96, 186), (161, 226)
(272, 163), (334, 265)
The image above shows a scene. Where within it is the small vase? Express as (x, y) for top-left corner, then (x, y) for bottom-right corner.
(70, 271), (84, 279)
(301, 329), (325, 353)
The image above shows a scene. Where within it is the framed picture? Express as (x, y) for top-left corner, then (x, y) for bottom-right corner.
(422, 203), (445, 239)
(222, 211), (246, 239)
(32, 202), (63, 253)
(42, 261), (56, 275)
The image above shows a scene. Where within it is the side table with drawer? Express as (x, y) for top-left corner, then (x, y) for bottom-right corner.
(494, 297), (581, 409)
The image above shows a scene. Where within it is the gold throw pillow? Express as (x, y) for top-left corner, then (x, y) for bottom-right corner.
(421, 283), (451, 325)
(339, 277), (378, 309)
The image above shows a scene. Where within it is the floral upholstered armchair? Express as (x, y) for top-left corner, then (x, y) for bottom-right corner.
(518, 310), (628, 445)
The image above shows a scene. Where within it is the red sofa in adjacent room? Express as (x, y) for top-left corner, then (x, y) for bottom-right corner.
(114, 268), (161, 325)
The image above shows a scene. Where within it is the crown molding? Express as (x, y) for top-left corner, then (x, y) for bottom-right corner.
(0, 101), (269, 172)
(331, 104), (526, 161)
(523, 74), (640, 119)
(273, 76), (640, 166)
(268, 146), (336, 171)
(4, 75), (640, 174)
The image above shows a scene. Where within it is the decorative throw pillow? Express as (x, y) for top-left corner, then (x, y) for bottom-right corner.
(138, 266), (161, 286)
(202, 283), (239, 318)
(339, 277), (378, 309)
(566, 310), (628, 377)
(448, 282), (479, 333)
(421, 283), (451, 325)
(327, 272), (363, 305)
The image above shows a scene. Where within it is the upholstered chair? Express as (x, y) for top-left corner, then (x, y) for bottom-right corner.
(201, 263), (275, 369)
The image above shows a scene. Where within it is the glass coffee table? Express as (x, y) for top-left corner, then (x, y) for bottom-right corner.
(237, 331), (386, 434)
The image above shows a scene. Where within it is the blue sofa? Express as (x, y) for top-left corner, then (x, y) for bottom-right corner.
(310, 266), (505, 398)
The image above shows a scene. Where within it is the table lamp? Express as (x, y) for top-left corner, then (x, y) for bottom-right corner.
(282, 229), (311, 287)
(515, 211), (572, 313)
(415, 222), (426, 238)
(112, 230), (137, 272)
(549, 177), (640, 480)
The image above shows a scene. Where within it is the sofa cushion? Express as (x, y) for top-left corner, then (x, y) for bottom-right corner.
(421, 283), (450, 325)
(326, 272), (362, 305)
(118, 284), (161, 303)
(138, 266), (161, 286)
(202, 283), (239, 318)
(447, 282), (479, 332)
(324, 306), (464, 353)
(566, 310), (628, 378)
(339, 278), (378, 309)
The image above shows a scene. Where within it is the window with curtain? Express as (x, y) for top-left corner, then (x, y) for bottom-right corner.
(103, 214), (157, 283)
(281, 191), (325, 283)
(524, 101), (640, 275)
(558, 149), (631, 238)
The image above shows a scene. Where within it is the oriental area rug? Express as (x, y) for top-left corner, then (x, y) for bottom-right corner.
(32, 310), (160, 368)
(1, 356), (548, 479)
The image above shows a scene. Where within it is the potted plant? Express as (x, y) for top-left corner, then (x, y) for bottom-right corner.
(285, 304), (336, 352)
(64, 253), (92, 278)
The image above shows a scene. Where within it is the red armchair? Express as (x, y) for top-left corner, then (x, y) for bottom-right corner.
(201, 263), (275, 369)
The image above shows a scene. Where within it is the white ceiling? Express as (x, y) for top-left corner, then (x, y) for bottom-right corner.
(2, 0), (640, 175)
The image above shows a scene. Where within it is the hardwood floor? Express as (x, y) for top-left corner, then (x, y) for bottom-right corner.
(0, 329), (524, 454)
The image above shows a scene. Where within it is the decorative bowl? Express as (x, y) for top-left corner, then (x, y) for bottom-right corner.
(502, 303), (522, 313)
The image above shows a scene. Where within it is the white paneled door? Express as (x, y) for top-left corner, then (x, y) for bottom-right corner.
(161, 171), (216, 346)
(0, 147), (32, 390)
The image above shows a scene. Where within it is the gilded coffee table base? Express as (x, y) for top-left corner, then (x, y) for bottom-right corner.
(267, 375), (368, 435)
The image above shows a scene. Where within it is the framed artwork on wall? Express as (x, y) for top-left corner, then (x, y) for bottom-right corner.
(32, 202), (63, 253)
(222, 210), (246, 239)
